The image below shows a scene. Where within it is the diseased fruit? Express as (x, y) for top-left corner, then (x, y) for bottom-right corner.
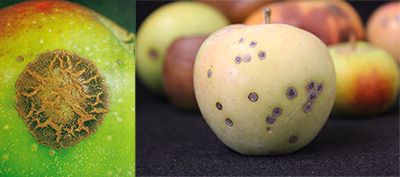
(193, 9), (336, 155)
(0, 1), (135, 176)
(244, 0), (364, 46)
(329, 39), (399, 117)
(366, 1), (400, 64)
(136, 1), (229, 95)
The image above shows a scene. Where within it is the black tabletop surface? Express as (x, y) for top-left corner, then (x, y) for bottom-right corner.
(135, 1), (399, 176)
(136, 80), (399, 176)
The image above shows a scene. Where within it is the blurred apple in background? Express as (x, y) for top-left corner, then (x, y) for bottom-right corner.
(366, 1), (400, 64)
(244, 0), (364, 46)
(136, 1), (229, 96)
(329, 39), (399, 117)
(197, 0), (274, 24)
(162, 35), (208, 111)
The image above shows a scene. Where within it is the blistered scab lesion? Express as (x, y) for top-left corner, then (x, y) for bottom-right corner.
(14, 50), (110, 150)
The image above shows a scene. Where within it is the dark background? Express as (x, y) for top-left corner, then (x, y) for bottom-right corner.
(135, 0), (399, 176)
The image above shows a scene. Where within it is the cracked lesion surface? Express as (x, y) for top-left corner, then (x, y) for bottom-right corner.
(14, 50), (110, 150)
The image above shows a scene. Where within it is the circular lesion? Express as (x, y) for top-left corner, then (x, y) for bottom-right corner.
(14, 50), (110, 150)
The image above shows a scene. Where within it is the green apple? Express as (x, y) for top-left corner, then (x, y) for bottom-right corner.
(136, 1), (229, 95)
(193, 9), (336, 155)
(329, 40), (399, 117)
(0, 1), (135, 176)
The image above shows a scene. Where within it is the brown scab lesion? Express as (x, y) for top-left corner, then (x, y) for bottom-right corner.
(216, 102), (222, 110)
(14, 50), (110, 150)
(248, 92), (258, 102)
(225, 118), (233, 127)
(243, 54), (251, 63)
(307, 81), (315, 92)
(289, 136), (297, 143)
(249, 40), (257, 48)
(149, 48), (158, 61)
(258, 51), (266, 60)
(238, 37), (245, 44)
(235, 55), (243, 64)
(286, 87), (297, 100)
(207, 69), (212, 78)
(17, 55), (24, 62)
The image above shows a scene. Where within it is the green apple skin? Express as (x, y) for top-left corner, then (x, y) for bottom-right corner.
(0, 1), (135, 176)
(193, 24), (336, 155)
(136, 1), (229, 95)
(329, 41), (399, 117)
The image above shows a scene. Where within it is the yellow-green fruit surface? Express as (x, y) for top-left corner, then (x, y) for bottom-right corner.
(0, 1), (135, 176)
(329, 41), (399, 117)
(194, 24), (336, 155)
(136, 1), (229, 95)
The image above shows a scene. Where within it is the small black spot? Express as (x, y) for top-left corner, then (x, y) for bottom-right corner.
(303, 102), (312, 113)
(266, 116), (276, 124)
(235, 55), (243, 64)
(249, 40), (257, 48)
(238, 37), (245, 44)
(207, 69), (212, 78)
(307, 81), (315, 92)
(248, 92), (258, 102)
(225, 118), (233, 127)
(116, 60), (122, 65)
(289, 136), (297, 143)
(243, 54), (251, 63)
(149, 49), (158, 60)
(316, 83), (324, 94)
(267, 127), (272, 132)
(216, 102), (222, 110)
(273, 107), (282, 117)
(17, 55), (24, 62)
(286, 87), (297, 100)
(308, 91), (318, 103)
(258, 51), (266, 60)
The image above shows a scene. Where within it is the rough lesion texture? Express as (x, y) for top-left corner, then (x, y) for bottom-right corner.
(15, 50), (110, 150)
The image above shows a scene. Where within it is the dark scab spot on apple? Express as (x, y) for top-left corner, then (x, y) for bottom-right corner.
(328, 4), (346, 17)
(289, 136), (297, 143)
(316, 83), (324, 94)
(239, 37), (245, 44)
(249, 40), (257, 48)
(216, 102), (222, 110)
(248, 92), (258, 102)
(307, 81), (315, 92)
(273, 107), (282, 117)
(116, 60), (122, 65)
(258, 51), (266, 60)
(308, 91), (318, 103)
(266, 116), (276, 124)
(267, 127), (272, 132)
(286, 87), (297, 100)
(225, 118), (233, 127)
(149, 49), (158, 61)
(207, 69), (212, 78)
(235, 55), (243, 64)
(303, 102), (313, 113)
(17, 55), (24, 62)
(243, 54), (251, 63)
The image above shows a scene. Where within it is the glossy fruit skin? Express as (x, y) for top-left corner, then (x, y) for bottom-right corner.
(329, 41), (399, 117)
(136, 1), (229, 95)
(244, 0), (364, 46)
(0, 1), (135, 176)
(366, 1), (400, 64)
(193, 24), (336, 155)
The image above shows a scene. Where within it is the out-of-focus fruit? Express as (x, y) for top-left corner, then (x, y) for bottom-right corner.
(162, 35), (208, 111)
(136, 1), (229, 95)
(329, 40), (399, 117)
(197, 0), (274, 24)
(193, 9), (336, 155)
(0, 1), (135, 176)
(244, 0), (364, 46)
(366, 1), (400, 64)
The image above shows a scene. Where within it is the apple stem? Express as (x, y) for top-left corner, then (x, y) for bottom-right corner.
(349, 32), (356, 51)
(263, 8), (271, 24)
